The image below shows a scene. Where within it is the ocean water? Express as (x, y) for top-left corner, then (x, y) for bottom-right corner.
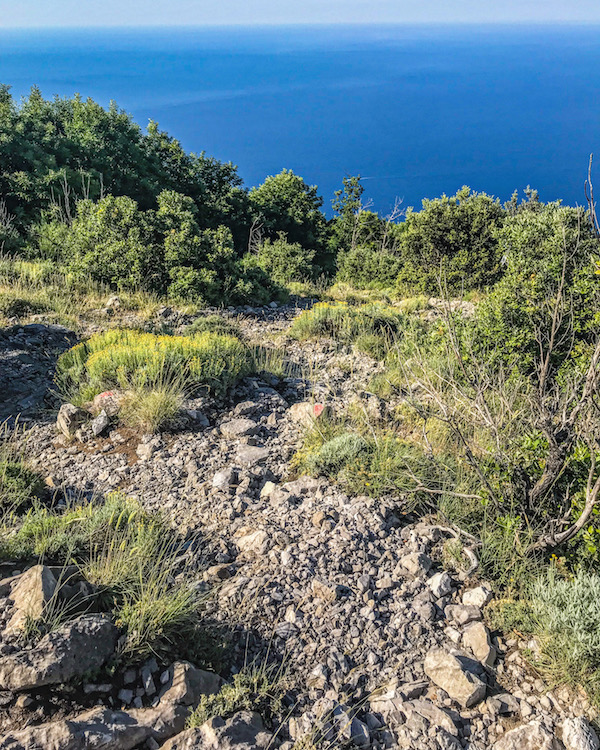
(1, 24), (599, 214)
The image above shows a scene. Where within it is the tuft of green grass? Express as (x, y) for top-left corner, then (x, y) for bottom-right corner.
(289, 301), (404, 358)
(1, 492), (202, 662)
(187, 662), (285, 729)
(119, 377), (186, 433)
(186, 315), (242, 339)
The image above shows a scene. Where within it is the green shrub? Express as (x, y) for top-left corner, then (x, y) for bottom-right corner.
(304, 433), (368, 476)
(396, 186), (506, 293)
(0, 460), (44, 512)
(252, 234), (316, 284)
(56, 329), (251, 403)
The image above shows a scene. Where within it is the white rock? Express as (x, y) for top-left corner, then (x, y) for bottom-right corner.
(423, 648), (487, 707)
(562, 717), (600, 750)
(492, 720), (560, 749)
(462, 585), (493, 608)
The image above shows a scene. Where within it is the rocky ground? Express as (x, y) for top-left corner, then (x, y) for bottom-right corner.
(0, 301), (598, 749)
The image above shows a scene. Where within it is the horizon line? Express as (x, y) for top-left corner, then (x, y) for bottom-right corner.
(2, 20), (600, 31)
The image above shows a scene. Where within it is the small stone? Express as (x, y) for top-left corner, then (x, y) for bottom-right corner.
(492, 720), (560, 749)
(212, 467), (236, 490)
(427, 571), (453, 598)
(220, 418), (258, 439)
(91, 409), (110, 437)
(445, 604), (482, 626)
(399, 552), (432, 577)
(289, 401), (331, 427)
(56, 403), (87, 438)
(462, 585), (493, 608)
(118, 688), (134, 704)
(462, 621), (496, 666)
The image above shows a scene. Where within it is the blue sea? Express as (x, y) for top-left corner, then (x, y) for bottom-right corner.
(1, 24), (599, 214)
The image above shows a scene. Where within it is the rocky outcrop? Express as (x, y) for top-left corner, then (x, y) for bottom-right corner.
(0, 662), (222, 750)
(0, 615), (118, 691)
(162, 711), (273, 749)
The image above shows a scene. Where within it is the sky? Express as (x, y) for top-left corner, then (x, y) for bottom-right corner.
(1, 0), (600, 28)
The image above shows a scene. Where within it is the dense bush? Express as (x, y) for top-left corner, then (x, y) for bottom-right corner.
(251, 235), (315, 284)
(56, 329), (251, 403)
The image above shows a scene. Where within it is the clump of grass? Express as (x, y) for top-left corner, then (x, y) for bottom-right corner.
(1, 492), (202, 661)
(304, 432), (368, 476)
(187, 315), (242, 339)
(250, 345), (298, 380)
(56, 329), (252, 404)
(187, 662), (285, 729)
(289, 301), (403, 357)
(119, 376), (186, 432)
(0, 422), (45, 515)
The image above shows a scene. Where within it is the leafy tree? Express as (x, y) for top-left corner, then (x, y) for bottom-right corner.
(397, 186), (506, 293)
(62, 195), (157, 289)
(248, 169), (329, 270)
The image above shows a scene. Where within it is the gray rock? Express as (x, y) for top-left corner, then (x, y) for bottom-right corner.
(161, 710), (273, 749)
(236, 446), (269, 466)
(288, 401), (330, 427)
(212, 468), (236, 490)
(445, 604), (482, 626)
(0, 661), (222, 749)
(399, 552), (432, 577)
(0, 614), (118, 691)
(4, 565), (58, 634)
(56, 403), (87, 438)
(486, 692), (520, 716)
(220, 418), (258, 439)
(91, 409), (110, 437)
(562, 717), (600, 750)
(427, 571), (453, 598)
(462, 621), (496, 666)
(423, 648), (487, 707)
(462, 585), (493, 608)
(236, 529), (269, 556)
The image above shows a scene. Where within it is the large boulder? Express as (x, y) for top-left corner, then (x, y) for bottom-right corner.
(423, 648), (486, 707)
(0, 614), (118, 691)
(492, 720), (560, 750)
(161, 711), (273, 749)
(56, 403), (87, 438)
(4, 565), (58, 634)
(0, 661), (222, 749)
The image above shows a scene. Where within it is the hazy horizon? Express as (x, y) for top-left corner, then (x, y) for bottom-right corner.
(1, 0), (600, 28)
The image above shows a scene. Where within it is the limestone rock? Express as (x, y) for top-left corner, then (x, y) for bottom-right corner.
(462, 621), (496, 666)
(220, 418), (258, 439)
(236, 529), (269, 555)
(91, 390), (124, 418)
(462, 585), (493, 608)
(445, 604), (482, 626)
(399, 552), (432, 577)
(0, 614), (118, 691)
(5, 564), (58, 634)
(289, 401), (330, 427)
(236, 446), (270, 466)
(91, 409), (110, 437)
(423, 648), (487, 707)
(492, 720), (560, 750)
(427, 571), (453, 598)
(161, 710), (273, 749)
(56, 403), (87, 438)
(562, 717), (600, 750)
